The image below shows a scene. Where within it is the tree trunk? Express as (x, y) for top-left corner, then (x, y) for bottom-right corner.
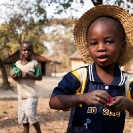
(0, 58), (11, 90)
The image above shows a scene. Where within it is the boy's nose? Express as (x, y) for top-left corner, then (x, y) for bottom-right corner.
(97, 43), (106, 51)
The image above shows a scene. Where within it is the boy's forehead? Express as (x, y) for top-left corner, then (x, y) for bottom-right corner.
(21, 43), (33, 48)
(88, 16), (125, 40)
(90, 17), (121, 27)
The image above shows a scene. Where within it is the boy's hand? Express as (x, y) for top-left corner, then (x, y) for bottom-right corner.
(83, 90), (110, 106)
(22, 71), (42, 80)
(22, 72), (27, 77)
(22, 72), (33, 78)
(10, 70), (18, 80)
(107, 96), (128, 112)
(106, 96), (114, 105)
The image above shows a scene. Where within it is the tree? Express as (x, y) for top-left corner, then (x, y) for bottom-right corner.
(0, 0), (48, 90)
(0, 0), (132, 90)
(43, 18), (77, 71)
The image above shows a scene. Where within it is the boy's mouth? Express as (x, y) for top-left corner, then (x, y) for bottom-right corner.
(97, 55), (109, 62)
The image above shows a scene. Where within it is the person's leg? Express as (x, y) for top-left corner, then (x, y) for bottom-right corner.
(33, 121), (42, 133)
(23, 123), (30, 133)
(18, 98), (29, 133)
(25, 97), (42, 133)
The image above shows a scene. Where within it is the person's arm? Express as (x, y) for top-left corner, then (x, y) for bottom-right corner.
(10, 70), (18, 81)
(127, 80), (133, 115)
(22, 72), (42, 80)
(49, 72), (81, 110)
(49, 95), (82, 110)
(49, 70), (110, 110)
(107, 96), (133, 115)
(125, 98), (133, 115)
(49, 90), (110, 110)
(22, 62), (42, 80)
(108, 80), (133, 115)
(109, 75), (133, 116)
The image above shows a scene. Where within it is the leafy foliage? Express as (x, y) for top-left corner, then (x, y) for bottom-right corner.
(0, 0), (132, 62)
(0, 0), (49, 59)
(44, 19), (76, 70)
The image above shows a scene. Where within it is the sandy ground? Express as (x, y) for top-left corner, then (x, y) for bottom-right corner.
(0, 98), (133, 133)
(0, 76), (133, 133)
(0, 98), (70, 133)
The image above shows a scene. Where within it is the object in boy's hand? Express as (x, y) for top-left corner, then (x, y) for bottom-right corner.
(11, 64), (22, 77)
(107, 96), (114, 105)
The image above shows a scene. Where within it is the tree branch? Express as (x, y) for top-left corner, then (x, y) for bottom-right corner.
(91, 0), (103, 6)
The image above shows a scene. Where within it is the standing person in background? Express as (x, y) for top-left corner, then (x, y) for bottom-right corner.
(10, 41), (42, 133)
(49, 5), (133, 133)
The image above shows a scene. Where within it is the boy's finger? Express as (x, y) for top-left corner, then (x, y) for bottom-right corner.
(107, 99), (119, 107)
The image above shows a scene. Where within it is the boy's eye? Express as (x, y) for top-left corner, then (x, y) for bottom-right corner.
(106, 40), (113, 44)
(89, 42), (97, 46)
(23, 49), (32, 52)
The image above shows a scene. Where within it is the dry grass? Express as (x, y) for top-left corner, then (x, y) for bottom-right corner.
(0, 98), (69, 133)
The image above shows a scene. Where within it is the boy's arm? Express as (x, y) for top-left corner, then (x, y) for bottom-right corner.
(125, 98), (133, 115)
(108, 78), (133, 115)
(22, 72), (42, 80)
(124, 79), (133, 115)
(49, 94), (83, 110)
(49, 90), (109, 110)
(125, 80), (133, 115)
(49, 72), (81, 110)
(107, 96), (133, 115)
(10, 70), (18, 81)
(22, 63), (42, 80)
(49, 71), (109, 110)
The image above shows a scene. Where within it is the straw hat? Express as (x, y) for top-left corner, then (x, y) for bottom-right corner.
(74, 5), (133, 66)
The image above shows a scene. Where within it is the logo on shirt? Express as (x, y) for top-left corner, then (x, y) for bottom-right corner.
(87, 107), (97, 114)
(87, 107), (120, 117)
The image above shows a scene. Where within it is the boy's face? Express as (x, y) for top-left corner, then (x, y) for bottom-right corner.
(87, 19), (125, 67)
(20, 43), (33, 60)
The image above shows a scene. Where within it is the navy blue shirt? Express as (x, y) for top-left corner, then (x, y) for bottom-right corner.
(51, 63), (133, 133)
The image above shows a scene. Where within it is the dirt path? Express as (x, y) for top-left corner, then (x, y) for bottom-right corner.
(0, 97), (133, 133)
(0, 76), (62, 98)
(0, 98), (70, 133)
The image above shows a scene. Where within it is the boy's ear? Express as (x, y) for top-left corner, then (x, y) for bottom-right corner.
(120, 40), (126, 55)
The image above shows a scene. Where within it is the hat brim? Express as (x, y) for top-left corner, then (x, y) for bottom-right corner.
(74, 5), (133, 66)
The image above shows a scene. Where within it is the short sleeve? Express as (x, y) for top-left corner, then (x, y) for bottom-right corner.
(125, 74), (133, 100)
(51, 72), (81, 97)
(34, 64), (42, 76)
(129, 82), (133, 99)
(125, 74), (133, 117)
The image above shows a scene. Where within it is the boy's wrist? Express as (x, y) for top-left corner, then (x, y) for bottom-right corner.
(69, 95), (84, 107)
(78, 94), (85, 104)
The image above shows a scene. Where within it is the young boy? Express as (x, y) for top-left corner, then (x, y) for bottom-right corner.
(10, 41), (42, 133)
(49, 5), (133, 133)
